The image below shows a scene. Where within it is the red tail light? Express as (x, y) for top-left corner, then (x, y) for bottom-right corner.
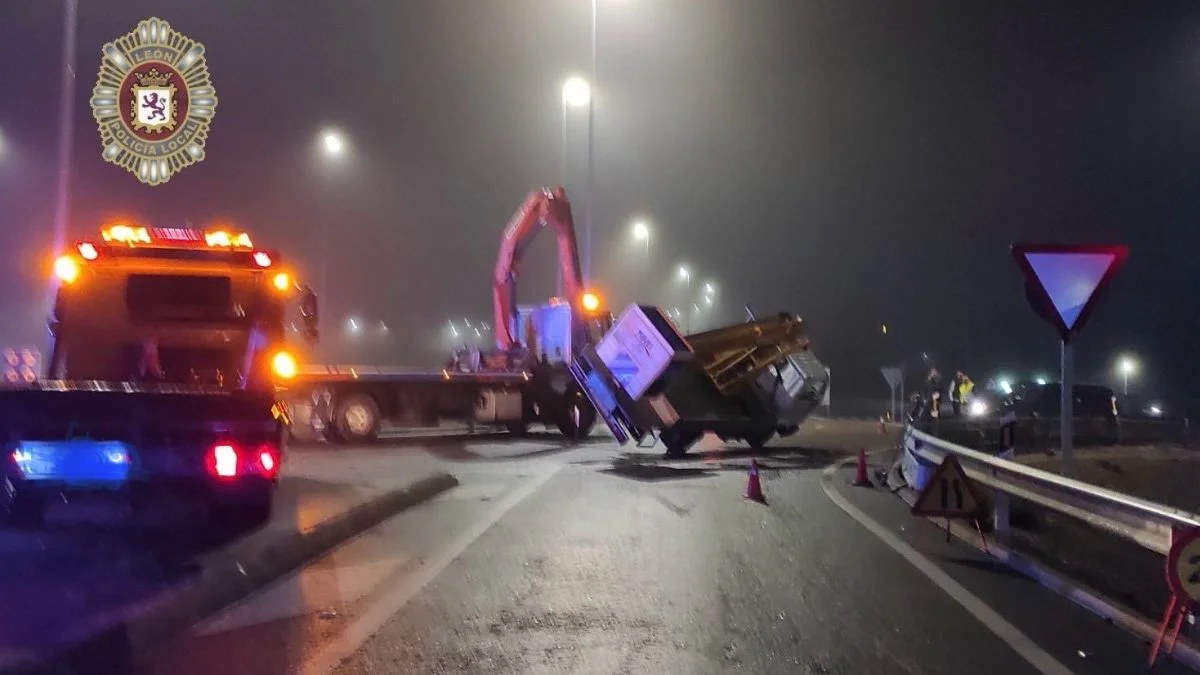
(256, 444), (279, 478)
(207, 443), (239, 478)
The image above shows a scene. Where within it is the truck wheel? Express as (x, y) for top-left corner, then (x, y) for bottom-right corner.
(556, 398), (596, 440)
(506, 422), (529, 436)
(775, 424), (800, 437)
(747, 430), (774, 450)
(323, 423), (347, 444)
(334, 393), (382, 444)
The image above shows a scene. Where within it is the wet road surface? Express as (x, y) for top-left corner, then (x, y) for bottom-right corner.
(133, 419), (1193, 675)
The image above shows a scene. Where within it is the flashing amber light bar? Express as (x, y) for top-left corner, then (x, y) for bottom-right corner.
(205, 230), (254, 248)
(98, 224), (254, 249)
(101, 225), (151, 245)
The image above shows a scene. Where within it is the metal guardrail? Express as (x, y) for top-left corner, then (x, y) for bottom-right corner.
(905, 426), (1200, 555)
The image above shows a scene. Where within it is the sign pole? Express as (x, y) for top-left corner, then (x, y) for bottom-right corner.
(1060, 338), (1074, 477)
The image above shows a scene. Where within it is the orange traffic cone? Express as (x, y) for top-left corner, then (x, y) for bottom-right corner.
(744, 459), (767, 504)
(852, 448), (873, 487)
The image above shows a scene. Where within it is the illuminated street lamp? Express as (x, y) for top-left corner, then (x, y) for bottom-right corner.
(556, 77), (593, 295)
(315, 127), (352, 356)
(561, 76), (592, 108)
(676, 266), (693, 333)
(320, 128), (346, 158)
(345, 316), (362, 336)
(1118, 355), (1138, 395)
(631, 219), (650, 253)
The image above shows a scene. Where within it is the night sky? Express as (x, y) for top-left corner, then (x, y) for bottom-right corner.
(1, 1), (1199, 401)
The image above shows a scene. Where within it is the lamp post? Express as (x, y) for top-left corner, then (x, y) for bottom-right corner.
(1118, 355), (1137, 396)
(558, 76), (591, 296)
(315, 128), (348, 353)
(677, 265), (692, 332)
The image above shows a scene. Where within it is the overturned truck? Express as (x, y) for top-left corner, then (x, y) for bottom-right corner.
(570, 304), (829, 456)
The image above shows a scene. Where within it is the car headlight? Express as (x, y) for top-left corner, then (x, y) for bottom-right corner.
(968, 400), (988, 417)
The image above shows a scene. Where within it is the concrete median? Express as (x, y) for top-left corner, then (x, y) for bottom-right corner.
(11, 472), (459, 675)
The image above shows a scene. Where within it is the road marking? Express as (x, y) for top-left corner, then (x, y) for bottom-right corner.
(820, 461), (1076, 675)
(301, 464), (561, 675)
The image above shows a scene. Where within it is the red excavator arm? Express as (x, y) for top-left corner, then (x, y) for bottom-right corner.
(492, 187), (588, 350)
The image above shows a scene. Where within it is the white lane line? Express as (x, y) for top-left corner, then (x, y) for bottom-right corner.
(819, 462), (1076, 675)
(301, 464), (562, 675)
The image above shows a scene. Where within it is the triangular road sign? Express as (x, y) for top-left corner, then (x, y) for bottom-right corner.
(911, 455), (983, 519)
(881, 367), (902, 390)
(1012, 243), (1128, 343)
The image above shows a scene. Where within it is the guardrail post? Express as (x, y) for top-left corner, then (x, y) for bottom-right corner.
(993, 414), (1016, 535)
(992, 471), (1010, 534)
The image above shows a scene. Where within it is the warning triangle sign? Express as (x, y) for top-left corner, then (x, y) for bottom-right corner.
(1012, 244), (1128, 342)
(911, 455), (983, 519)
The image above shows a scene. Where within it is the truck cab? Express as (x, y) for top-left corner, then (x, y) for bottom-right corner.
(49, 224), (313, 388)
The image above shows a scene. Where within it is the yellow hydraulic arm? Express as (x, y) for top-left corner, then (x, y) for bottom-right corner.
(686, 313), (810, 394)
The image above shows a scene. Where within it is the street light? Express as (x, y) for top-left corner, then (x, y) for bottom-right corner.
(676, 266), (693, 332)
(314, 127), (351, 356)
(630, 219), (650, 254)
(1118, 355), (1138, 395)
(561, 76), (592, 108)
(320, 129), (346, 158)
(556, 76), (592, 296)
(703, 281), (715, 296)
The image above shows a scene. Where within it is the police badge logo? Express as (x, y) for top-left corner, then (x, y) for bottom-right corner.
(89, 18), (218, 186)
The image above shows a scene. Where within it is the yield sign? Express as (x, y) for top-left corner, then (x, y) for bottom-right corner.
(881, 367), (902, 390)
(1012, 244), (1128, 343)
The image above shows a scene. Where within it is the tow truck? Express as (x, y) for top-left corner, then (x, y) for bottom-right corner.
(290, 186), (611, 444)
(2, 224), (317, 525)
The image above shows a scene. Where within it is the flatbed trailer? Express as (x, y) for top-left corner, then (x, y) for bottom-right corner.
(285, 362), (586, 444)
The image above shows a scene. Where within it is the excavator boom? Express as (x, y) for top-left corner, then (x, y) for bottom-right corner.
(492, 187), (587, 351)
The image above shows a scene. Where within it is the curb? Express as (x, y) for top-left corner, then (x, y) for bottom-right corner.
(18, 473), (459, 675)
(865, 452), (1200, 673)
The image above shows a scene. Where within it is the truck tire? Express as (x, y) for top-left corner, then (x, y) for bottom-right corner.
(333, 393), (382, 444)
(775, 424), (800, 437)
(506, 422), (529, 436)
(556, 397), (596, 440)
(747, 429), (774, 450)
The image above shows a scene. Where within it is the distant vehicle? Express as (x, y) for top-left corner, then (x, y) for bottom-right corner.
(964, 380), (1117, 422)
(3, 224), (315, 525)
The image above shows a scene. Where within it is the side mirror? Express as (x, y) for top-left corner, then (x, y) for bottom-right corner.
(299, 286), (319, 345)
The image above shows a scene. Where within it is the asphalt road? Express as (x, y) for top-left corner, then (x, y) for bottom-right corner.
(124, 419), (1193, 675)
